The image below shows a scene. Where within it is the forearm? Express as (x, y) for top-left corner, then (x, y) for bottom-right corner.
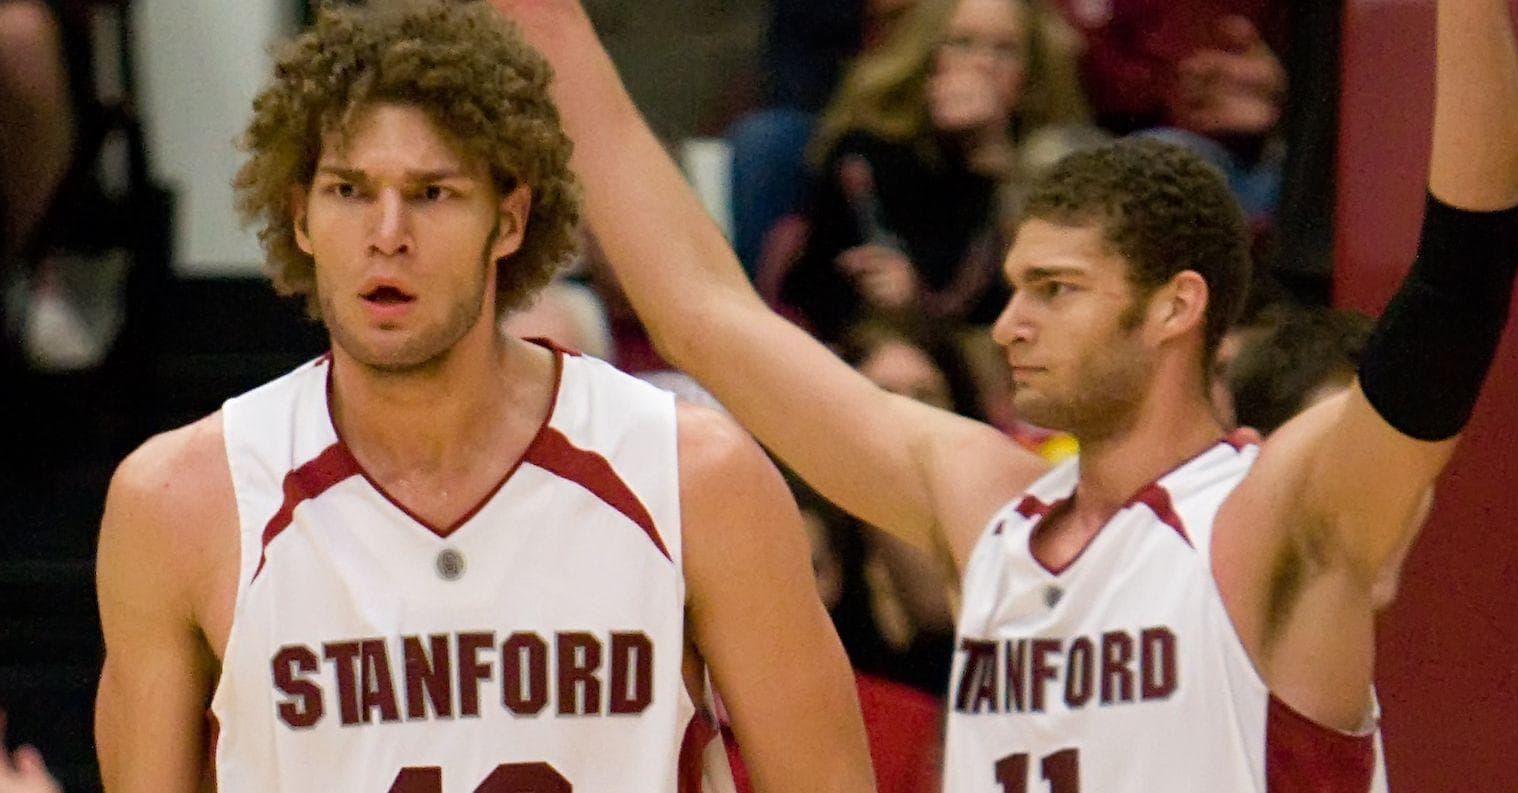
(500, 0), (762, 366)
(1431, 0), (1518, 209)
(1358, 0), (1518, 442)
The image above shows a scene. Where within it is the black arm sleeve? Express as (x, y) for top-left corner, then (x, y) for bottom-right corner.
(1357, 194), (1518, 441)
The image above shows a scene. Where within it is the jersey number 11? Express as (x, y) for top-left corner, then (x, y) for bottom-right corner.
(996, 748), (1080, 793)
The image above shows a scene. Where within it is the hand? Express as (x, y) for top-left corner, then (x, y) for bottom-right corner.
(838, 245), (920, 311)
(1172, 16), (1286, 136)
(0, 714), (60, 793)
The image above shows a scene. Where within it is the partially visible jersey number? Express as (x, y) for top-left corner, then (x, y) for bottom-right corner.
(996, 748), (1080, 793)
(388, 762), (571, 792)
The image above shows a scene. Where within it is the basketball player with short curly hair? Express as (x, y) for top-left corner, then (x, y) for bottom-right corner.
(93, 3), (874, 792)
(498, 0), (1518, 789)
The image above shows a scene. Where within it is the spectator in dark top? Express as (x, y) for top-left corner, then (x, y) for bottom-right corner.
(1052, 0), (1289, 135)
(782, 0), (1088, 341)
(730, 0), (918, 276)
(1054, 1), (1290, 228)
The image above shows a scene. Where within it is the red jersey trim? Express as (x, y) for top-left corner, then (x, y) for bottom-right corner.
(524, 336), (583, 357)
(678, 707), (719, 793)
(252, 442), (361, 581)
(1265, 694), (1376, 792)
(324, 348), (567, 540)
(523, 427), (672, 562)
(1015, 495), (1057, 520)
(1025, 435), (1234, 575)
(1128, 483), (1191, 547)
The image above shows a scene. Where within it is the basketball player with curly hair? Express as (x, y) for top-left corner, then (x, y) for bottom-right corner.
(93, 3), (873, 791)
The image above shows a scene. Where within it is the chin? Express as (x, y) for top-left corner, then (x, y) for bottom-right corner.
(1012, 395), (1063, 431)
(336, 332), (449, 374)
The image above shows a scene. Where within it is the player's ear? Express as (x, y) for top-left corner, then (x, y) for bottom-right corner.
(490, 181), (532, 263)
(1150, 270), (1209, 342)
(291, 185), (313, 256)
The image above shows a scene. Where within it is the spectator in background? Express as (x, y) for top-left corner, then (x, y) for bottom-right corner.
(1054, 1), (1290, 228)
(1053, 0), (1289, 135)
(0, 0), (74, 344)
(781, 0), (1091, 342)
(1221, 304), (1372, 436)
(779, 481), (943, 793)
(0, 0), (73, 262)
(730, 0), (918, 276)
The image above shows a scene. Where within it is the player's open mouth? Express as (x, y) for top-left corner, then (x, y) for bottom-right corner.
(362, 285), (416, 305)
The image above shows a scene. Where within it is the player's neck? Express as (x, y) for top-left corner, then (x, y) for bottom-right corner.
(1070, 377), (1224, 521)
(328, 326), (552, 476)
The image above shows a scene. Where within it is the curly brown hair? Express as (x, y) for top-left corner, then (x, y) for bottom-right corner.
(1020, 138), (1251, 364)
(234, 0), (581, 319)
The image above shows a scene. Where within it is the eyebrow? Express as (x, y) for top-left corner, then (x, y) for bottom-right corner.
(315, 166), (474, 184)
(1011, 265), (1087, 285)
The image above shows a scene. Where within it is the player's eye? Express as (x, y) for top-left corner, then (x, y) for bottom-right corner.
(422, 185), (448, 201)
(1039, 282), (1070, 300)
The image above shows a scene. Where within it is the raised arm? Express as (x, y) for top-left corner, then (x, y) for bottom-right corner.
(96, 421), (229, 793)
(1295, 0), (1518, 586)
(1217, 0), (1518, 731)
(492, 0), (1045, 573)
(676, 405), (875, 793)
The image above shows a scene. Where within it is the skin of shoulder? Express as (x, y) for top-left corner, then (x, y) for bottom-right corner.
(96, 413), (238, 793)
(911, 400), (1050, 579)
(672, 402), (876, 793)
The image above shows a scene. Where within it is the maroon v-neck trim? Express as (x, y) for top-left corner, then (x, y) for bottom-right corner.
(253, 441), (362, 581)
(1027, 435), (1243, 576)
(324, 346), (567, 540)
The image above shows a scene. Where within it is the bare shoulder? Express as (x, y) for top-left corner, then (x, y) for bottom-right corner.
(101, 413), (238, 591)
(921, 411), (1050, 574)
(108, 414), (233, 528)
(673, 402), (801, 557)
(673, 402), (773, 485)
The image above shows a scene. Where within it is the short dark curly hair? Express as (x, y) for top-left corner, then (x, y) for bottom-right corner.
(1020, 138), (1251, 365)
(234, 0), (581, 319)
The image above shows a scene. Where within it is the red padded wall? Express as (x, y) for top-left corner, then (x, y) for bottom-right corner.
(1335, 2), (1518, 790)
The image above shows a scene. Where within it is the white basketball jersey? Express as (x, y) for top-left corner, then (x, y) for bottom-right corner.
(944, 434), (1387, 793)
(210, 349), (733, 792)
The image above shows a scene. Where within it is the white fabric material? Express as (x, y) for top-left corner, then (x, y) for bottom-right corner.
(944, 439), (1388, 792)
(211, 351), (726, 792)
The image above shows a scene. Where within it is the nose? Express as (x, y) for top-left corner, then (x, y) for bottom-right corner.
(990, 290), (1033, 348)
(369, 190), (412, 257)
